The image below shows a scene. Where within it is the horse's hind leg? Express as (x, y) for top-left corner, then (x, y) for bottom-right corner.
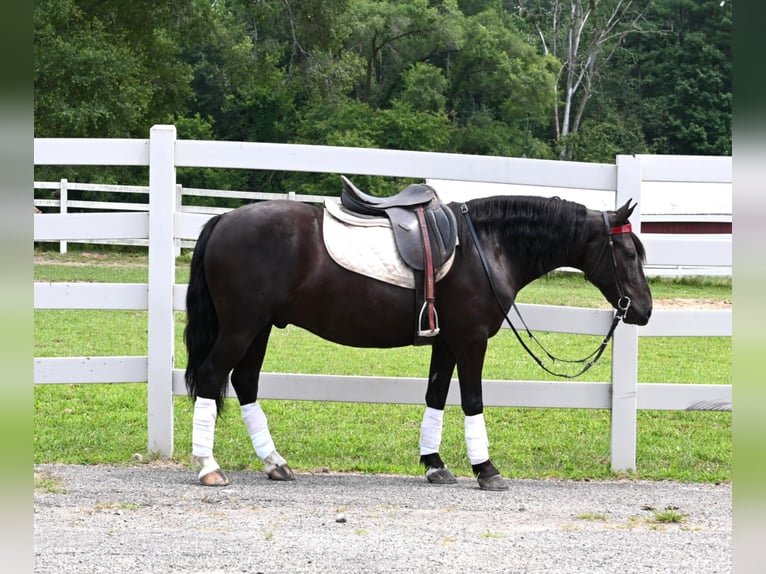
(231, 326), (295, 481)
(192, 331), (258, 486)
(419, 337), (458, 484)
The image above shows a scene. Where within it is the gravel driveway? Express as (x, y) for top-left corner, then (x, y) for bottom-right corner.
(34, 463), (731, 573)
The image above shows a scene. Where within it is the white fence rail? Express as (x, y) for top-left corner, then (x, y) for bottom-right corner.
(34, 125), (732, 471)
(34, 181), (324, 252)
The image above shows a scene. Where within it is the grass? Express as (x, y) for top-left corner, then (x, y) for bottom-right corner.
(33, 247), (732, 482)
(34, 470), (67, 494)
(651, 508), (687, 524)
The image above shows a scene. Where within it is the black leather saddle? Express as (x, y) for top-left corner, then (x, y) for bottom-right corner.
(339, 176), (458, 339)
(340, 176), (457, 271)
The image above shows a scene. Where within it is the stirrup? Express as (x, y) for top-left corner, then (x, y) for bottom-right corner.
(417, 301), (440, 337)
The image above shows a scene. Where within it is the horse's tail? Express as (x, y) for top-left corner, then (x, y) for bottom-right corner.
(184, 214), (225, 410)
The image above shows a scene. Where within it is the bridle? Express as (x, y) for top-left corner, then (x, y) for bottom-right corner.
(460, 203), (633, 378)
(585, 211), (633, 316)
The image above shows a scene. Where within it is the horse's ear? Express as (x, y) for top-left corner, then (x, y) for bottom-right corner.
(613, 199), (636, 225)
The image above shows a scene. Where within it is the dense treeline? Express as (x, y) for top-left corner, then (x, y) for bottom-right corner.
(34, 0), (731, 196)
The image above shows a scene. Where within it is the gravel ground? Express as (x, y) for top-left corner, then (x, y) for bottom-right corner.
(34, 463), (731, 574)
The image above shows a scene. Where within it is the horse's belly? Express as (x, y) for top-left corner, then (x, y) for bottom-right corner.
(279, 279), (416, 349)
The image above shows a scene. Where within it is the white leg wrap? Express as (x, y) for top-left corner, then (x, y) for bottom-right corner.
(419, 407), (445, 455)
(241, 401), (277, 461)
(465, 413), (490, 465)
(192, 397), (218, 458)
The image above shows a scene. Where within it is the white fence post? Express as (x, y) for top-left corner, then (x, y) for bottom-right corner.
(174, 184), (183, 257)
(147, 125), (177, 457)
(59, 179), (68, 254)
(610, 155), (643, 472)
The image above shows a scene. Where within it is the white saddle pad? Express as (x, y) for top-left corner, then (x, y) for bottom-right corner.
(322, 199), (456, 289)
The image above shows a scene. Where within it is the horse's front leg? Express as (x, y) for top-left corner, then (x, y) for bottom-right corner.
(419, 337), (457, 484)
(456, 340), (509, 491)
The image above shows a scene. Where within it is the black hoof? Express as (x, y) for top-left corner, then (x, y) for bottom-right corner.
(267, 464), (296, 481)
(426, 466), (457, 484)
(420, 453), (456, 484)
(472, 459), (508, 491)
(477, 473), (508, 491)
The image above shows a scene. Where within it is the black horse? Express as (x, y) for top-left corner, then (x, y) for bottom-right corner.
(184, 188), (652, 490)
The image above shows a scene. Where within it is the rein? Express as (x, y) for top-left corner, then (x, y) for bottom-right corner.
(460, 203), (632, 379)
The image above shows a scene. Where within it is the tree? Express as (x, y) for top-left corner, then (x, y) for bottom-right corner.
(34, 0), (154, 138)
(343, 0), (463, 107)
(519, 0), (652, 158)
(446, 4), (557, 157)
(628, 0), (731, 155)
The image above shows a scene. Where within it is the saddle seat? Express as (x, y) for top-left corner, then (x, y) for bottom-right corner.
(340, 175), (436, 216)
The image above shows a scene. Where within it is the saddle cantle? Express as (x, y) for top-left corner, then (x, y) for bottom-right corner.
(339, 176), (458, 340)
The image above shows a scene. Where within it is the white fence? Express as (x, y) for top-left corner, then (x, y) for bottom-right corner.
(33, 181), (324, 253)
(33, 125), (732, 472)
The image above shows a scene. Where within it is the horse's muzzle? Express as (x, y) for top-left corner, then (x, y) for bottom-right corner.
(624, 305), (652, 326)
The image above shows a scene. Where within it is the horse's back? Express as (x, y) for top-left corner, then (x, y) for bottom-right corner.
(205, 200), (321, 262)
(201, 200), (321, 295)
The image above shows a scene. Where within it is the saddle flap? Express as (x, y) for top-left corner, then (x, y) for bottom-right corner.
(387, 204), (457, 271)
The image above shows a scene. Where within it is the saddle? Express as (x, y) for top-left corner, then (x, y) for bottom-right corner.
(339, 176), (458, 341)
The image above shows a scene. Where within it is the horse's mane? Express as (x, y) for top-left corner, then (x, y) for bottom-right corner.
(454, 195), (588, 276)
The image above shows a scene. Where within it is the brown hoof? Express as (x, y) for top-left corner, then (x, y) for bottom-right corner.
(477, 473), (508, 491)
(426, 467), (457, 484)
(267, 463), (295, 481)
(199, 468), (229, 487)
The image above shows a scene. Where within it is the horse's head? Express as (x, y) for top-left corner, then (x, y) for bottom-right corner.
(583, 200), (653, 326)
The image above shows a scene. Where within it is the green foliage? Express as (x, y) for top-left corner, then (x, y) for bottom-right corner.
(34, 0), (731, 193)
(604, 0), (732, 157)
(396, 62), (448, 113)
(563, 116), (649, 163)
(34, 0), (153, 138)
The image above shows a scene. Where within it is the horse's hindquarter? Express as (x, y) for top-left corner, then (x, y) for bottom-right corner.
(203, 201), (417, 348)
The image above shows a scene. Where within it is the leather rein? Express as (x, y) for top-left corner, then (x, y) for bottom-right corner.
(460, 203), (632, 378)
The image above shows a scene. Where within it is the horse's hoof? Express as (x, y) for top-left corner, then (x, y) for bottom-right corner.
(425, 466), (457, 484)
(267, 464), (295, 481)
(263, 451), (295, 481)
(477, 473), (508, 491)
(199, 468), (229, 487)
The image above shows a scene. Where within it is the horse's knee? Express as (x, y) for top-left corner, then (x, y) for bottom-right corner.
(461, 401), (483, 417)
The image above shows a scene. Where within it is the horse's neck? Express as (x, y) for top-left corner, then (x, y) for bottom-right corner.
(493, 219), (587, 289)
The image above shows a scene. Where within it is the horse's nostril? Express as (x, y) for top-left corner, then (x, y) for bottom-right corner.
(646, 308), (652, 319)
